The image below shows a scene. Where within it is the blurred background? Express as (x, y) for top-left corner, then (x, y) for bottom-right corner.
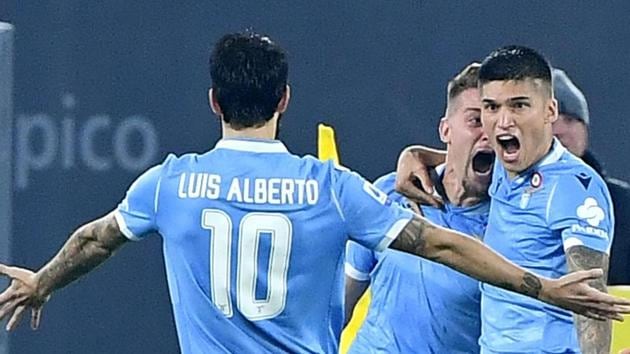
(1, 1), (629, 353)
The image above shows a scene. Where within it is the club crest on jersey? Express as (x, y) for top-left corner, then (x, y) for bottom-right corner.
(520, 172), (542, 208)
(530, 172), (542, 189)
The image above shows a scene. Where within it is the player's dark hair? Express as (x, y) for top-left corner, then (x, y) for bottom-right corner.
(478, 46), (552, 91)
(447, 62), (480, 104)
(210, 32), (288, 129)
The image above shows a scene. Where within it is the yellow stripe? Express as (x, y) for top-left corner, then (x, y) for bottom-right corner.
(610, 285), (630, 354)
(340, 289), (372, 353)
(316, 123), (371, 352)
(317, 124), (340, 165)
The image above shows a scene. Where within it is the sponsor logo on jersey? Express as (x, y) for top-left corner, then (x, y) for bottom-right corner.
(570, 224), (608, 239)
(576, 197), (605, 227)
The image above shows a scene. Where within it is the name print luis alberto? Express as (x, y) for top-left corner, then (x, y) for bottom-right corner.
(177, 173), (318, 205)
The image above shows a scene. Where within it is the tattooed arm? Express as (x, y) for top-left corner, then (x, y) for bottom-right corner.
(390, 216), (544, 298)
(390, 215), (628, 319)
(0, 211), (129, 330)
(566, 245), (611, 354)
(35, 211), (128, 297)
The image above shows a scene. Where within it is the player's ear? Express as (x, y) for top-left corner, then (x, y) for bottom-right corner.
(276, 85), (291, 114)
(545, 97), (558, 124)
(209, 88), (223, 117)
(438, 116), (450, 144)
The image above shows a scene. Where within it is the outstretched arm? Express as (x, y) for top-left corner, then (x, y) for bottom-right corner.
(0, 211), (128, 330)
(35, 211), (128, 296)
(390, 215), (630, 320)
(566, 245), (611, 354)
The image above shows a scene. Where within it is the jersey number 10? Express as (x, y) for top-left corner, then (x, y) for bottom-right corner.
(201, 209), (292, 321)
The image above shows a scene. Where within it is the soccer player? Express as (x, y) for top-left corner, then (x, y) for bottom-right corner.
(0, 36), (627, 353)
(345, 63), (493, 353)
(395, 46), (618, 353)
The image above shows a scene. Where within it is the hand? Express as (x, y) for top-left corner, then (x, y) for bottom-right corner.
(0, 264), (49, 331)
(540, 268), (630, 321)
(395, 146), (444, 208)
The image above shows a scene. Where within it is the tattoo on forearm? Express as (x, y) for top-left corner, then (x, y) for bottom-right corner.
(520, 272), (542, 298)
(390, 217), (430, 257)
(567, 245), (611, 354)
(37, 212), (128, 296)
(495, 272), (542, 299)
(566, 245), (608, 280)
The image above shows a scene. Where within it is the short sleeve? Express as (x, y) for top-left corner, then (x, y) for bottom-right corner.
(332, 167), (414, 252)
(345, 241), (377, 281)
(547, 171), (614, 254)
(114, 164), (163, 241)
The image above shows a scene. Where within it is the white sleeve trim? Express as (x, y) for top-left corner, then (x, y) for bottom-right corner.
(563, 234), (611, 255)
(114, 210), (142, 241)
(345, 263), (370, 281)
(563, 236), (584, 251)
(375, 217), (412, 252)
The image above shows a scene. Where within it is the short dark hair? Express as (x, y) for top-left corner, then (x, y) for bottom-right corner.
(447, 62), (480, 105)
(478, 45), (552, 92)
(209, 32), (288, 129)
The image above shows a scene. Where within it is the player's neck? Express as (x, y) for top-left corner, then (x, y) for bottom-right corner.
(221, 115), (279, 141)
(442, 159), (485, 207)
(507, 135), (555, 179)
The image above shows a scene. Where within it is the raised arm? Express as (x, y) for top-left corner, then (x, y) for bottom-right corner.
(0, 211), (128, 330)
(390, 215), (630, 320)
(395, 145), (446, 208)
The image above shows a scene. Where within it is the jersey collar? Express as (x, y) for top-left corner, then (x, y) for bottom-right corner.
(215, 138), (289, 153)
(535, 137), (566, 168)
(508, 138), (567, 186)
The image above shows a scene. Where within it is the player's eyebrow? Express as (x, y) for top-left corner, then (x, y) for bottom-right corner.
(481, 96), (529, 104)
(507, 96), (530, 102)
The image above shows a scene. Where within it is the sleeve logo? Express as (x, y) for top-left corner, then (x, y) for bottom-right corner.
(362, 181), (388, 205)
(576, 197), (605, 227)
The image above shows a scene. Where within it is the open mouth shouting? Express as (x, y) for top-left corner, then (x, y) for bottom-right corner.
(472, 149), (495, 176)
(496, 134), (521, 163)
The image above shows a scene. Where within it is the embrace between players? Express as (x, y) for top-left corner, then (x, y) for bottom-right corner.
(0, 32), (627, 353)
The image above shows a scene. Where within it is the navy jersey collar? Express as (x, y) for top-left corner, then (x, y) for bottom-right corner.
(215, 138), (289, 153)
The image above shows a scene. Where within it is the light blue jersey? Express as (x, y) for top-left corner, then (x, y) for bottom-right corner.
(113, 138), (413, 354)
(480, 139), (614, 354)
(346, 168), (489, 354)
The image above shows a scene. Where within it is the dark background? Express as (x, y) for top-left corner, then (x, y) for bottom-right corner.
(1, 2), (629, 353)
